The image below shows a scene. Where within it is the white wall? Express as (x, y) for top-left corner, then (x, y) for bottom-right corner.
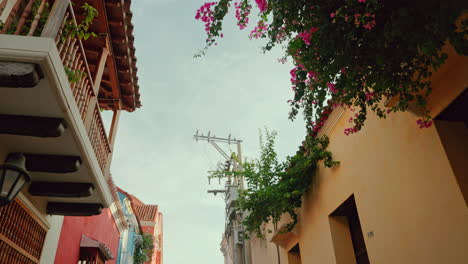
(40, 215), (64, 264)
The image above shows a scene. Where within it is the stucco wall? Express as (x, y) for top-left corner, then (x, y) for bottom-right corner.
(296, 109), (468, 264)
(54, 209), (120, 264)
(141, 225), (157, 264)
(248, 220), (293, 264)
(40, 215), (64, 264)
(250, 234), (288, 264)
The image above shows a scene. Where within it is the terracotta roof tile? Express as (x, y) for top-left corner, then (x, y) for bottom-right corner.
(117, 187), (159, 222)
(134, 204), (159, 221)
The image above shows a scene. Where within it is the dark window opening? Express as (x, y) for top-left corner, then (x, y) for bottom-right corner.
(330, 195), (370, 264)
(288, 243), (301, 264)
(435, 88), (468, 206)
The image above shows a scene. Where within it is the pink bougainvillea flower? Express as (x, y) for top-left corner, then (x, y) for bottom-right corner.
(195, 1), (217, 40)
(358, 0), (366, 2)
(249, 20), (269, 39)
(234, 1), (251, 30)
(416, 119), (433, 129)
(290, 68), (297, 79)
(330, 12), (336, 18)
(307, 71), (318, 81)
(344, 127), (358, 135)
(255, 0), (268, 12)
(299, 27), (318, 45)
(327, 82), (338, 94)
(365, 92), (375, 101)
(363, 20), (376, 30)
(298, 31), (312, 45)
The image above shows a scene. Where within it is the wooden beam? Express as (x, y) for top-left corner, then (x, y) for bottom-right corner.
(46, 202), (103, 216)
(114, 55), (128, 60)
(84, 49), (100, 57)
(0, 62), (42, 88)
(108, 20), (123, 26)
(97, 98), (120, 104)
(0, 115), (65, 138)
(29, 182), (94, 198)
(119, 81), (131, 86)
(108, 110), (121, 150)
(105, 2), (121, 8)
(93, 47), (109, 94)
(106, 49), (122, 109)
(24, 154), (81, 173)
(41, 0), (68, 39)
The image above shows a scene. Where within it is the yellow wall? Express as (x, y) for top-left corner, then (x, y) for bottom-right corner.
(247, 107), (468, 264)
(249, 221), (289, 264)
(297, 108), (468, 264)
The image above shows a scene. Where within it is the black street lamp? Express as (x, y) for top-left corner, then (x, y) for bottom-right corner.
(0, 153), (31, 206)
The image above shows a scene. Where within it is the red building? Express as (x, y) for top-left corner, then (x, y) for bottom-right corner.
(54, 179), (127, 263)
(54, 209), (120, 263)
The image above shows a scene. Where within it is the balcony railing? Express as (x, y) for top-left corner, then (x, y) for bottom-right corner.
(0, 0), (111, 173)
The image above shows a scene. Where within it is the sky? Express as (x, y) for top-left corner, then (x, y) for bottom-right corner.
(103, 1), (306, 263)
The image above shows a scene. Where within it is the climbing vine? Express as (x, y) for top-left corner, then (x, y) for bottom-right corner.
(134, 233), (155, 264)
(64, 66), (86, 84)
(210, 129), (338, 238)
(61, 3), (98, 41)
(61, 3), (98, 83)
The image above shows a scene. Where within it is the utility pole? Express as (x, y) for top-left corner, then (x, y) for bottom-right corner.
(193, 130), (244, 187)
(193, 130), (247, 264)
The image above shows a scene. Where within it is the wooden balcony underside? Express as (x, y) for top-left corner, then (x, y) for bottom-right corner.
(0, 35), (113, 210)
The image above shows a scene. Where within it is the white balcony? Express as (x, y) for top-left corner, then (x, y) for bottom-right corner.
(0, 34), (112, 215)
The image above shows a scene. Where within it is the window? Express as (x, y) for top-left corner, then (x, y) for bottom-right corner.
(329, 195), (370, 264)
(78, 248), (105, 264)
(79, 235), (114, 264)
(435, 88), (468, 206)
(287, 243), (301, 264)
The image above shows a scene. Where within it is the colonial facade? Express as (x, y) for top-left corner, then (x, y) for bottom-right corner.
(117, 188), (163, 264)
(0, 0), (141, 263)
(116, 187), (141, 264)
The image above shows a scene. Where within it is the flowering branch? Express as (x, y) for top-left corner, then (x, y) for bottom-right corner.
(195, 0), (467, 135)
